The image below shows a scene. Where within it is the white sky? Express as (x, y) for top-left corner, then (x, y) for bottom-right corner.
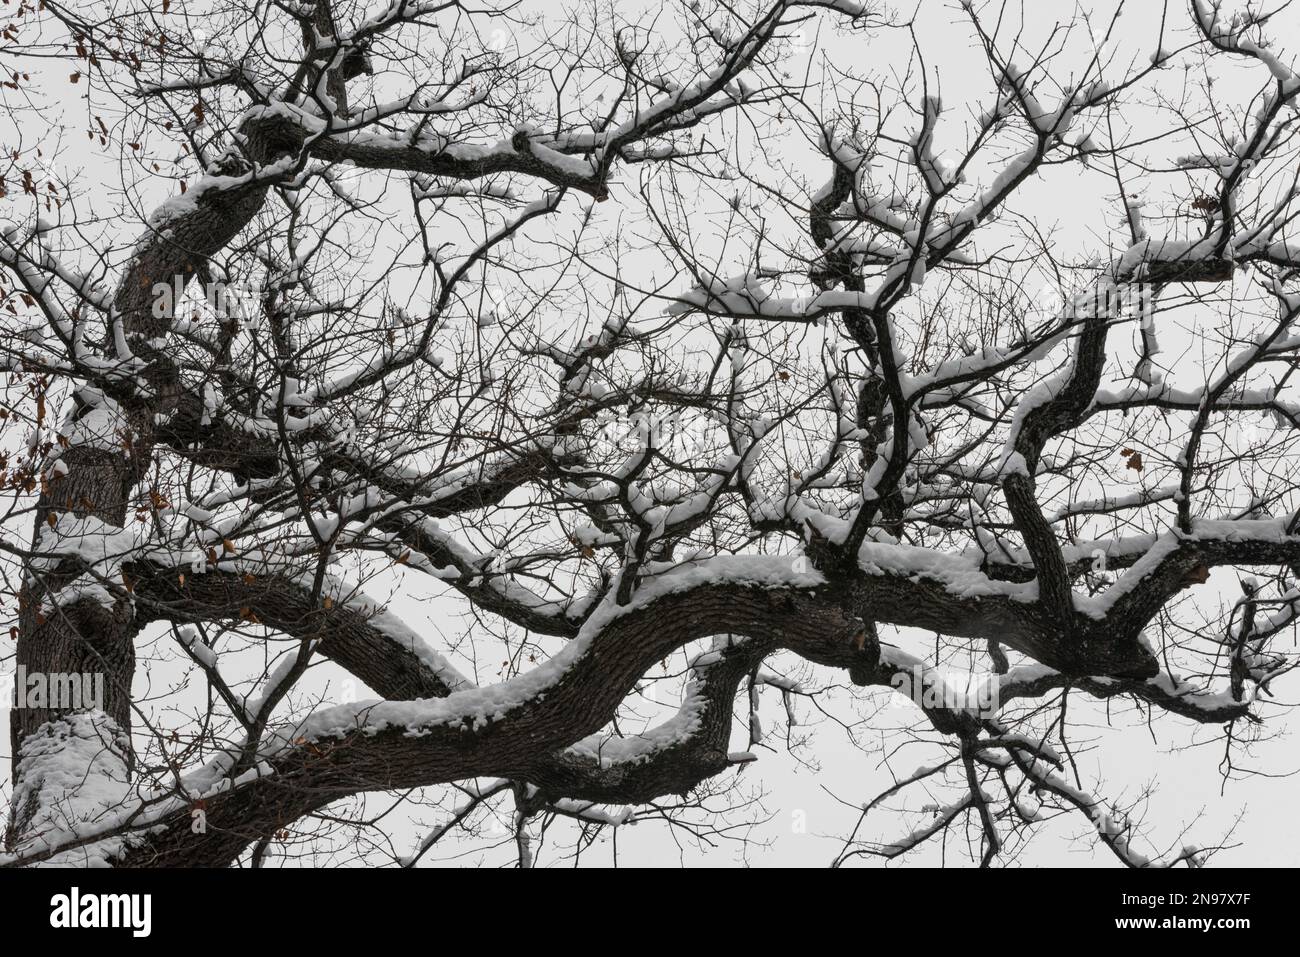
(3, 0), (1300, 867)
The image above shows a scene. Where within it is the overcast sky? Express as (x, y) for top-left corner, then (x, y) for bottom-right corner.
(3, 0), (1300, 867)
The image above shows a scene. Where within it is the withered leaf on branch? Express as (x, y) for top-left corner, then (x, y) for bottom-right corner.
(5, 0), (1299, 874)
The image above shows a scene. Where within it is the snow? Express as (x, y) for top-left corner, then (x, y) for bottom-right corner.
(858, 538), (1036, 603)
(566, 678), (710, 766)
(664, 273), (881, 321)
(512, 128), (597, 179)
(1071, 518), (1299, 620)
(58, 388), (130, 455)
(351, 588), (476, 692)
(31, 512), (148, 614)
(996, 369), (1070, 473)
(997, 451), (1030, 478)
(42, 574), (117, 615)
(8, 0), (1300, 870)
(942, 143), (1041, 240)
(808, 0), (871, 15)
(1073, 530), (1183, 619)
(277, 557), (825, 742)
(7, 712), (132, 867)
(177, 626), (218, 669)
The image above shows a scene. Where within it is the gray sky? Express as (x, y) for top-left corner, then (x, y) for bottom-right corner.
(3, 0), (1300, 867)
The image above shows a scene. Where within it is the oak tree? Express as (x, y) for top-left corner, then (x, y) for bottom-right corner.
(2, 0), (1299, 867)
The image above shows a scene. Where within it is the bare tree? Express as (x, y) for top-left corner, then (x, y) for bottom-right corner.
(1, 0), (1299, 868)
